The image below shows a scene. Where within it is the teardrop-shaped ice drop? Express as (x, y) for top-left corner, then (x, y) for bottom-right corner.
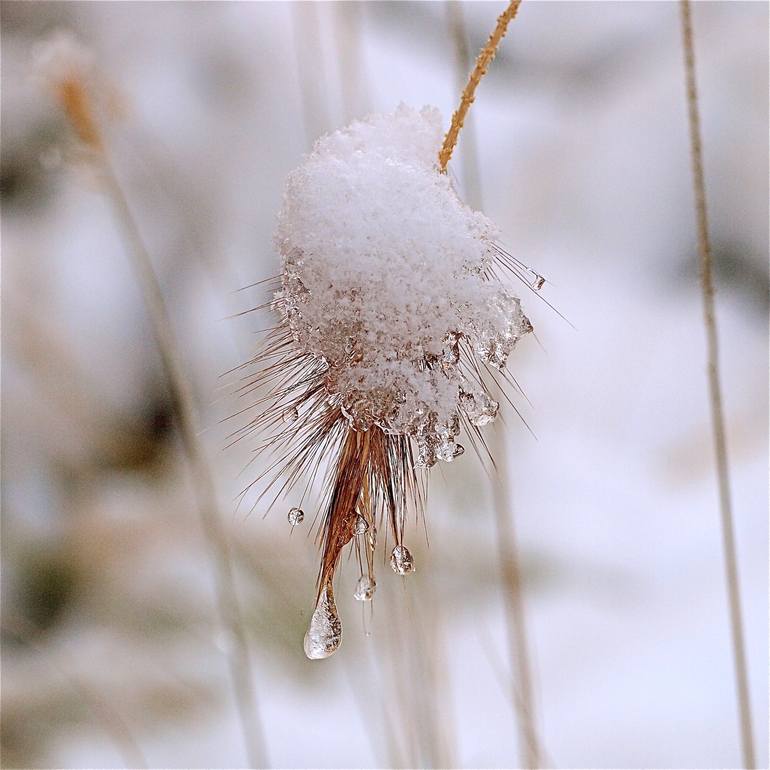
(283, 406), (299, 424)
(352, 514), (369, 535)
(303, 584), (342, 660)
(353, 575), (376, 601)
(287, 507), (304, 526)
(390, 544), (415, 575)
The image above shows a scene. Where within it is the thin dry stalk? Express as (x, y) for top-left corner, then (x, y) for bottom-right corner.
(292, 1), (331, 144)
(439, 0), (522, 172)
(52, 72), (268, 767)
(492, 454), (541, 769)
(333, 1), (369, 122)
(445, 4), (540, 766)
(678, 2), (755, 767)
(99, 160), (269, 769)
(445, 0), (484, 209)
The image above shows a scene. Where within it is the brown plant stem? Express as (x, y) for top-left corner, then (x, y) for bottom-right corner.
(445, 4), (540, 765)
(445, 0), (485, 208)
(53, 64), (268, 765)
(97, 157), (269, 768)
(492, 429), (541, 769)
(438, 0), (522, 172)
(679, 2), (755, 768)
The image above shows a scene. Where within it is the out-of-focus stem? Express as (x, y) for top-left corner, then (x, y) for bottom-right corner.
(51, 61), (268, 765)
(492, 457), (540, 769)
(446, 4), (540, 766)
(292, 1), (330, 145)
(679, 2), (755, 768)
(97, 157), (269, 768)
(439, 0), (522, 172)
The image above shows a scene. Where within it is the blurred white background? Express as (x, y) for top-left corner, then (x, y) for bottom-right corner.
(2, 2), (768, 768)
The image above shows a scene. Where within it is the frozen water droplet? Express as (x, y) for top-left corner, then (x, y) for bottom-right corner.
(353, 575), (376, 601)
(435, 438), (459, 462)
(390, 544), (415, 575)
(435, 413), (460, 440)
(304, 584), (342, 659)
(414, 442), (436, 469)
(453, 443), (465, 458)
(352, 514), (369, 535)
(341, 393), (373, 432)
(459, 390), (499, 427)
(533, 274), (545, 291)
(520, 314), (534, 336)
(441, 332), (460, 367)
(288, 507), (304, 526)
(283, 406), (299, 424)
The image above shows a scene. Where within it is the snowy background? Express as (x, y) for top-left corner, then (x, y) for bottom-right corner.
(2, 2), (768, 768)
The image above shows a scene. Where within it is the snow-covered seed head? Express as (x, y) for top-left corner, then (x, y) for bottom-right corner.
(275, 105), (532, 463)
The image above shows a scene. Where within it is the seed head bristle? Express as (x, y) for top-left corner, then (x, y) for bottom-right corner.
(238, 106), (535, 659)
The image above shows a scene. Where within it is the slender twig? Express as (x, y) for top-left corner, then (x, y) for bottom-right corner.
(678, 3), (755, 768)
(445, 0), (485, 209)
(98, 158), (269, 769)
(439, 0), (522, 172)
(445, 4), (540, 766)
(48, 62), (268, 765)
(492, 460), (540, 769)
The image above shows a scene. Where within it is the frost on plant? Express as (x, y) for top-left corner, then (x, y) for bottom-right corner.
(241, 105), (534, 659)
(275, 105), (532, 467)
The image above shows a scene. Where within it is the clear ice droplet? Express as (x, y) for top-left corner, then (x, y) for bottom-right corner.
(288, 507), (304, 526)
(390, 544), (415, 575)
(435, 438), (461, 462)
(414, 442), (436, 469)
(352, 514), (369, 535)
(303, 584), (342, 660)
(459, 390), (499, 427)
(283, 406), (299, 424)
(353, 575), (376, 601)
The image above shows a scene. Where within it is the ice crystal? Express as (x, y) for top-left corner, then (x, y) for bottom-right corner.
(275, 104), (531, 463)
(390, 544), (415, 575)
(303, 584), (342, 659)
(287, 507), (304, 526)
(353, 575), (376, 602)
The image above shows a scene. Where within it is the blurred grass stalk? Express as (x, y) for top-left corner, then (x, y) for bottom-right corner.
(50, 64), (269, 767)
(294, 5), (458, 766)
(447, 3), (541, 767)
(98, 157), (269, 769)
(679, 2), (756, 767)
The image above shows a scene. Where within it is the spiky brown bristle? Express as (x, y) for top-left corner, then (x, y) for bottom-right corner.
(228, 304), (425, 601)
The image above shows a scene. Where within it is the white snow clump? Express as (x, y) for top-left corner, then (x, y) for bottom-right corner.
(274, 104), (531, 466)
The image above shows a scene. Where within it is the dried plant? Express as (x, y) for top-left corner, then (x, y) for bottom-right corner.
(238, 1), (539, 661)
(679, 1), (756, 766)
(445, 5), (541, 767)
